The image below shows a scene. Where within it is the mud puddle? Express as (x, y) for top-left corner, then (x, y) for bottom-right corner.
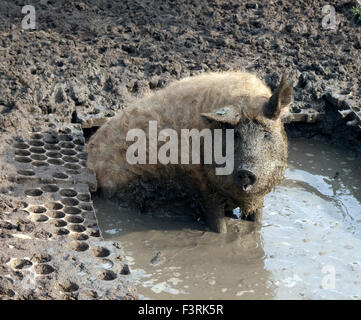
(94, 138), (361, 299)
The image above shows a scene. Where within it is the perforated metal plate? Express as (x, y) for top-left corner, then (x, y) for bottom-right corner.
(0, 123), (136, 300)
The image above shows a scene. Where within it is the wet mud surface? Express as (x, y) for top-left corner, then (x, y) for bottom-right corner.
(95, 137), (361, 299)
(1, 0), (361, 134)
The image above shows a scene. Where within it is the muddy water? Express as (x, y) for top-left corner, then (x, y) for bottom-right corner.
(94, 138), (361, 300)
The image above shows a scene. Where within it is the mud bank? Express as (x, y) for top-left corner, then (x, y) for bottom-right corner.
(1, 0), (361, 134)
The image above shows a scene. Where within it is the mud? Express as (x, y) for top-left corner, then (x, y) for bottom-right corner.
(1, 0), (361, 135)
(94, 137), (361, 299)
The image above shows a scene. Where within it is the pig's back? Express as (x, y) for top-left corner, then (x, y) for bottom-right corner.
(134, 71), (272, 130)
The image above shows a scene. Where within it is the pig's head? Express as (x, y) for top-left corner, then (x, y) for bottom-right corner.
(201, 73), (294, 198)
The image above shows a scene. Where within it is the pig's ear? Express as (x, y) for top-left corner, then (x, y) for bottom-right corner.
(201, 105), (241, 126)
(264, 73), (294, 120)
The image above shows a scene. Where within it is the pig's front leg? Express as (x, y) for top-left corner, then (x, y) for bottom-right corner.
(241, 199), (264, 223)
(242, 207), (263, 223)
(254, 206), (263, 223)
(241, 197), (264, 224)
(202, 201), (227, 234)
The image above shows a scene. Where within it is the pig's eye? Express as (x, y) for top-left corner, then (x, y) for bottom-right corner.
(263, 130), (272, 139)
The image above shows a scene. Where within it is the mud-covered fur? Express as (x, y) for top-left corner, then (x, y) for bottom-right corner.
(87, 72), (293, 233)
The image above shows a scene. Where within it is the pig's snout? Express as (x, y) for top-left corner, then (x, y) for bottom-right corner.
(236, 169), (257, 192)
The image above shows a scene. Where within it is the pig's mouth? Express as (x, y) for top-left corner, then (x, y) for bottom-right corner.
(236, 169), (257, 193)
(241, 184), (253, 192)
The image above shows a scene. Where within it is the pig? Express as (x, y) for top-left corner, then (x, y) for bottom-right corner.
(86, 71), (294, 233)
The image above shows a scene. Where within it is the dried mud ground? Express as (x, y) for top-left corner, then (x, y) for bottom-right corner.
(0, 0), (361, 299)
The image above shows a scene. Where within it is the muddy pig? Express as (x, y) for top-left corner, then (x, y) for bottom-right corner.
(86, 72), (294, 233)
